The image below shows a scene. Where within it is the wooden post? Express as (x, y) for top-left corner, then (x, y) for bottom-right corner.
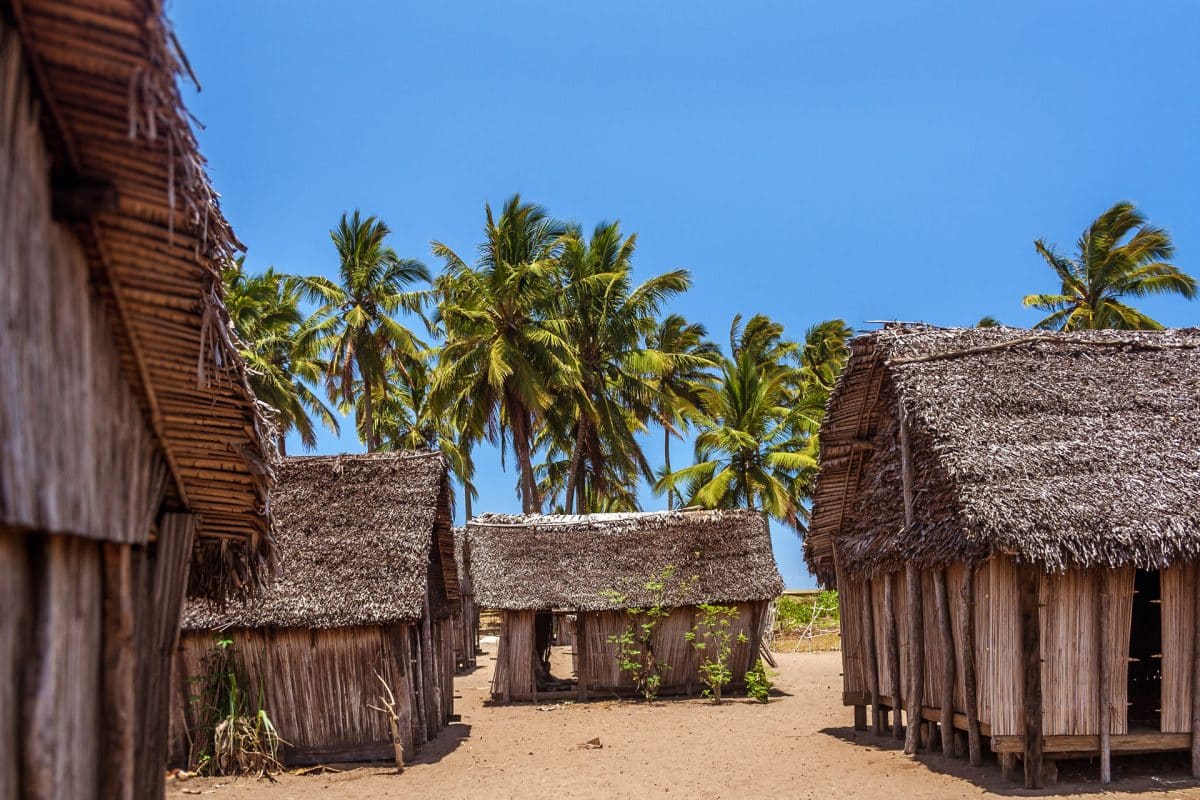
(576, 615), (589, 702)
(1019, 562), (1044, 790)
(884, 572), (903, 739)
(412, 627), (429, 742)
(860, 584), (882, 735)
(101, 543), (135, 800)
(1097, 570), (1112, 784)
(854, 705), (868, 731)
(899, 406), (924, 756)
(961, 566), (982, 766)
(934, 569), (955, 757)
(421, 594), (437, 738)
(1191, 562), (1200, 778)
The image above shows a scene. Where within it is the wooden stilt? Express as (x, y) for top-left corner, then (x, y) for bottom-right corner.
(421, 594), (436, 739)
(860, 581), (881, 735)
(884, 572), (903, 739)
(1000, 752), (1018, 781)
(1019, 563), (1044, 790)
(1098, 570), (1112, 784)
(934, 569), (955, 757)
(101, 544), (135, 800)
(854, 705), (868, 731)
(962, 565), (982, 766)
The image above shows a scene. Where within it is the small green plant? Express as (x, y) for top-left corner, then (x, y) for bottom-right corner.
(605, 564), (697, 700)
(745, 658), (774, 703)
(686, 603), (747, 703)
(187, 634), (284, 778)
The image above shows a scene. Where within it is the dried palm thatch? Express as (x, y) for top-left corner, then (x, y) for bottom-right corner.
(185, 452), (457, 630)
(806, 325), (1200, 585)
(5, 0), (276, 599)
(469, 509), (783, 610)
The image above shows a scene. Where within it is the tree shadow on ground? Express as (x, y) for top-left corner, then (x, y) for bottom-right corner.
(409, 722), (472, 766)
(821, 725), (1200, 796)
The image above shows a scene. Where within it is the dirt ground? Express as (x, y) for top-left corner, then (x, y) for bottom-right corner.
(167, 644), (1200, 799)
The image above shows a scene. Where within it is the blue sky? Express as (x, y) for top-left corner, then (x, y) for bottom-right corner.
(172, 1), (1200, 588)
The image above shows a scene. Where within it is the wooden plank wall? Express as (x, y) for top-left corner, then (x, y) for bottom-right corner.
(1162, 563), (1194, 733)
(839, 577), (868, 697)
(176, 619), (452, 765)
(987, 556), (1022, 736)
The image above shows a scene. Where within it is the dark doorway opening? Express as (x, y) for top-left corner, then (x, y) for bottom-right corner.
(1127, 569), (1163, 730)
(535, 611), (579, 692)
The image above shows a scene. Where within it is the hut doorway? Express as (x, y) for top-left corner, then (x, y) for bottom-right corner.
(1127, 569), (1163, 730)
(536, 611), (580, 693)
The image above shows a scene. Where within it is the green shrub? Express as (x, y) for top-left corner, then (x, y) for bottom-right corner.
(745, 658), (773, 703)
(686, 603), (746, 703)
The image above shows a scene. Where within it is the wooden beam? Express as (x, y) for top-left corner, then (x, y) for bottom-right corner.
(993, 732), (1192, 754)
(1019, 563), (1044, 789)
(884, 572), (903, 739)
(860, 584), (881, 735)
(1098, 570), (1112, 784)
(933, 569), (955, 757)
(101, 544), (135, 800)
(961, 565), (982, 766)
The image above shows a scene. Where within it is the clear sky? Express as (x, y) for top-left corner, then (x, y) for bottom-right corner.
(172, 1), (1200, 589)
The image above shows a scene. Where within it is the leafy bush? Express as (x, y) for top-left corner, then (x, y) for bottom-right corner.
(606, 565), (697, 700)
(686, 603), (746, 703)
(774, 590), (839, 632)
(744, 658), (773, 703)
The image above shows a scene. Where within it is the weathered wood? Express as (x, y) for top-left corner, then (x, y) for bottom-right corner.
(933, 569), (954, 757)
(999, 752), (1017, 781)
(992, 732), (1192, 754)
(576, 615), (589, 702)
(859, 583), (881, 735)
(100, 544), (135, 800)
(420, 594), (437, 739)
(1098, 572), (1112, 784)
(898, 406), (924, 756)
(854, 705), (868, 731)
(883, 572), (903, 739)
(0, 531), (28, 800)
(411, 626), (428, 743)
(1019, 563), (1044, 789)
(1192, 563), (1200, 778)
(961, 566), (982, 766)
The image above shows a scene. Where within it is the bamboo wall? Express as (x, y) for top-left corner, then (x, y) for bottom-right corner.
(174, 619), (455, 765)
(841, 555), (1143, 739)
(453, 593), (480, 671)
(1161, 563), (1196, 733)
(490, 602), (765, 703)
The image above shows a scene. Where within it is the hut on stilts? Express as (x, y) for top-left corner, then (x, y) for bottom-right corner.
(175, 452), (459, 766)
(452, 526), (480, 671)
(470, 509), (783, 703)
(806, 324), (1200, 788)
(0, 2), (275, 797)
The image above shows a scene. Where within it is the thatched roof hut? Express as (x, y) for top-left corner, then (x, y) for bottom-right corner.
(806, 325), (1200, 787)
(1, 3), (272, 797)
(451, 526), (480, 670)
(177, 452), (459, 765)
(470, 509), (782, 702)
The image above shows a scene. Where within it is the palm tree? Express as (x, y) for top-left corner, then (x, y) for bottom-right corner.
(300, 211), (430, 452)
(431, 195), (569, 513)
(644, 314), (720, 509)
(549, 221), (692, 513)
(1023, 202), (1196, 330)
(222, 258), (339, 453)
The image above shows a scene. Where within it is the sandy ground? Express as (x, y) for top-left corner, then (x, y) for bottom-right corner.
(167, 645), (1200, 799)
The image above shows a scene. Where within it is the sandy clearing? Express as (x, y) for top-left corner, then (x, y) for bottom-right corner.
(167, 647), (1200, 799)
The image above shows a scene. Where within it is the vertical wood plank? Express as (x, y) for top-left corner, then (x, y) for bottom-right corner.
(1098, 570), (1111, 784)
(860, 583), (881, 735)
(898, 404), (923, 755)
(1192, 563), (1200, 778)
(0, 531), (28, 800)
(884, 572), (903, 739)
(1019, 563), (1044, 789)
(101, 544), (135, 800)
(934, 569), (955, 756)
(961, 565), (982, 766)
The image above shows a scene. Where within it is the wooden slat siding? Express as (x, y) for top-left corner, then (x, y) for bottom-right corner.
(974, 560), (992, 730)
(988, 556), (1022, 736)
(1163, 563), (1194, 733)
(0, 531), (27, 800)
(0, 21), (166, 547)
(500, 611), (536, 702)
(176, 623), (437, 765)
(992, 732), (1192, 754)
(100, 544), (135, 800)
(920, 569), (943, 710)
(1106, 567), (1134, 735)
(1019, 562), (1044, 789)
(945, 563), (968, 714)
(892, 569), (911, 705)
(134, 513), (195, 800)
(23, 535), (104, 800)
(959, 563), (982, 765)
(1040, 569), (1098, 735)
(409, 626), (426, 746)
(838, 576), (867, 697)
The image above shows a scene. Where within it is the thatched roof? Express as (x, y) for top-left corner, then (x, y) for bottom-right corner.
(10, 0), (275, 599)
(469, 509), (783, 611)
(185, 452), (457, 630)
(806, 325), (1200, 585)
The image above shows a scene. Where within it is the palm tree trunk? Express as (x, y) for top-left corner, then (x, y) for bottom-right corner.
(278, 433), (288, 459)
(663, 426), (673, 510)
(464, 488), (472, 521)
(564, 423), (585, 515)
(506, 391), (538, 514)
(362, 370), (376, 453)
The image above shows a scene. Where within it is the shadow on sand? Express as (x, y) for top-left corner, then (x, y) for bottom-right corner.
(821, 725), (1200, 796)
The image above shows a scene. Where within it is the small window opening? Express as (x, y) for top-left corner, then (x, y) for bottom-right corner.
(1127, 569), (1163, 730)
